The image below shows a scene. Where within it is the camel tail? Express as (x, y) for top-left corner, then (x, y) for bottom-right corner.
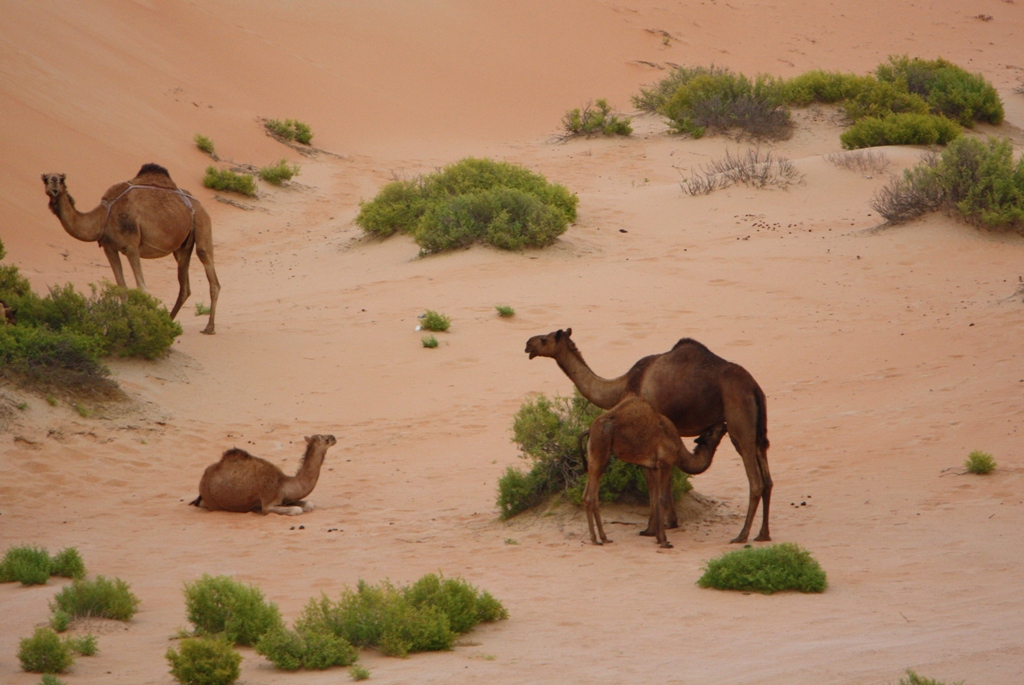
(754, 385), (769, 452)
(188, 495), (202, 507)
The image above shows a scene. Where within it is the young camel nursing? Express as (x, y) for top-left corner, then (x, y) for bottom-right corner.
(583, 395), (723, 549)
(190, 435), (337, 515)
(526, 328), (771, 543)
(42, 164), (221, 334)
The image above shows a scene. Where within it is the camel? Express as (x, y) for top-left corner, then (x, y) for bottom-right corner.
(42, 164), (221, 334)
(525, 328), (771, 543)
(189, 434), (337, 515)
(582, 395), (726, 549)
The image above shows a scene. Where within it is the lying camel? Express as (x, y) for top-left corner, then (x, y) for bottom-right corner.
(582, 395), (723, 549)
(526, 328), (771, 543)
(190, 435), (336, 515)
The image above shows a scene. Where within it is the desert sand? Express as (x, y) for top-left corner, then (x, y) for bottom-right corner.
(2, 1), (1024, 683)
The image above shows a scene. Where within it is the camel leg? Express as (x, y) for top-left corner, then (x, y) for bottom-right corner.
(652, 463), (672, 548)
(103, 246), (130, 290)
(753, 445), (773, 541)
(193, 219), (220, 335)
(640, 467), (677, 535)
(168, 243), (193, 321)
(584, 421), (612, 545)
(725, 416), (768, 544)
(122, 245), (148, 292)
(289, 500), (315, 512)
(265, 505), (305, 516)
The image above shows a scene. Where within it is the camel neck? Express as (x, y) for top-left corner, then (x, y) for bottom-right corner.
(555, 348), (628, 410)
(51, 193), (105, 243)
(281, 446), (326, 502)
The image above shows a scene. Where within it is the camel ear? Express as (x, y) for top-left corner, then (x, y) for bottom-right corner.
(41, 174), (47, 183)
(565, 327), (572, 338)
(554, 330), (563, 341)
(304, 435), (312, 443)
(59, 174), (65, 182)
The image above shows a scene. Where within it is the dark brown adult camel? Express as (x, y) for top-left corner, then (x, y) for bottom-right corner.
(583, 395), (725, 549)
(42, 163), (221, 334)
(525, 328), (771, 543)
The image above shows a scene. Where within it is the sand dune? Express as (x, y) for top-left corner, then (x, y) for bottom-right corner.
(2, 2), (1024, 684)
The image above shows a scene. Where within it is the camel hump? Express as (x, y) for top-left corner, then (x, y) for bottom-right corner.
(132, 163), (178, 189)
(220, 447), (256, 462)
(671, 337), (711, 354)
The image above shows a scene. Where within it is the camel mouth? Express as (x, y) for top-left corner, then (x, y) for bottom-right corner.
(527, 348), (537, 359)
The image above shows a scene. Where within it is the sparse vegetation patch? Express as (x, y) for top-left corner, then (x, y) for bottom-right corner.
(698, 542), (827, 594)
(258, 159), (300, 186)
(679, 147), (802, 195)
(495, 305), (515, 318)
(824, 149), (891, 175)
(264, 118), (314, 145)
(420, 310), (451, 332)
(202, 167), (257, 197)
(355, 158), (577, 255)
(560, 99), (632, 139)
(0, 545), (87, 585)
(194, 134), (217, 158)
(50, 575), (140, 621)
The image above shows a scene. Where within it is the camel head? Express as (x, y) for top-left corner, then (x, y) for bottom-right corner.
(306, 434), (338, 448)
(42, 173), (66, 199)
(525, 327), (573, 359)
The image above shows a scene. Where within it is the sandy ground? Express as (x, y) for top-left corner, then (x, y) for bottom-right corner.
(2, 2), (1024, 683)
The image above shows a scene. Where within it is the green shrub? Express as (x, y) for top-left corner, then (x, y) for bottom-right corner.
(64, 634), (97, 656)
(933, 136), (1024, 228)
(39, 675), (68, 685)
(873, 136), (1024, 229)
(0, 324), (109, 389)
(877, 55), (1003, 126)
(195, 302), (211, 316)
(0, 545), (52, 585)
(355, 158), (576, 254)
(421, 335), (438, 349)
(194, 134), (216, 157)
(633, 65), (733, 113)
(420, 310), (450, 332)
(294, 575), (506, 658)
(898, 670), (961, 685)
(840, 113), (961, 149)
(659, 69), (792, 139)
(561, 99), (632, 138)
(166, 637), (241, 685)
(76, 285), (181, 359)
(256, 626), (358, 670)
(842, 80), (930, 122)
(965, 450), (996, 474)
(698, 542), (828, 594)
(202, 167), (256, 197)
(49, 548), (85, 580)
(258, 159), (300, 186)
(775, 70), (875, 105)
(183, 574), (283, 646)
(350, 664), (371, 680)
(264, 119), (314, 144)
(51, 575), (140, 621)
(49, 610), (70, 633)
(495, 305), (515, 317)
(498, 391), (691, 519)
(18, 628), (74, 674)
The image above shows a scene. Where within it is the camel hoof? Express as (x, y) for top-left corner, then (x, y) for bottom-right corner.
(301, 502), (315, 512)
(660, 542), (674, 549)
(200, 326), (215, 335)
(754, 534), (772, 542)
(638, 528), (654, 537)
(730, 536), (749, 544)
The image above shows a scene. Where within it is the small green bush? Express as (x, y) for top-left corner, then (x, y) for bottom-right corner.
(258, 159), (300, 186)
(498, 391), (691, 519)
(183, 574), (283, 646)
(877, 55), (1004, 126)
(495, 305), (515, 317)
(775, 70), (875, 106)
(840, 113), (961, 149)
(50, 548), (86, 580)
(264, 119), (313, 144)
(39, 675), (68, 685)
(256, 626), (358, 670)
(698, 542), (827, 594)
(659, 69), (792, 139)
(49, 610), (70, 633)
(195, 302), (211, 316)
(842, 80), (930, 122)
(64, 634), (97, 656)
(965, 450), (996, 474)
(0, 545), (52, 585)
(51, 575), (140, 621)
(194, 134), (216, 157)
(350, 664), (371, 680)
(18, 628), (74, 674)
(294, 575), (506, 658)
(633, 65), (733, 113)
(202, 167), (256, 197)
(872, 136), (1024, 230)
(355, 158), (576, 254)
(420, 310), (450, 332)
(898, 670), (961, 685)
(421, 335), (438, 349)
(561, 99), (632, 138)
(166, 637), (241, 685)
